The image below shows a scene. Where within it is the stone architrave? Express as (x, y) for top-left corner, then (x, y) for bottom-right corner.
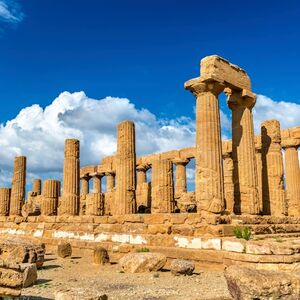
(10, 156), (26, 216)
(41, 180), (60, 216)
(151, 158), (174, 213)
(58, 139), (80, 216)
(0, 188), (11, 216)
(115, 121), (136, 214)
(222, 141), (234, 213)
(261, 120), (286, 216)
(226, 88), (259, 215)
(173, 158), (190, 199)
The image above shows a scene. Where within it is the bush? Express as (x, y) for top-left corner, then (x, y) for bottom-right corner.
(233, 227), (252, 241)
(136, 247), (150, 253)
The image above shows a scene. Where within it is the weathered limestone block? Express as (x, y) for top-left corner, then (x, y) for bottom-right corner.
(170, 259), (195, 276)
(0, 188), (10, 216)
(119, 252), (167, 273)
(93, 246), (109, 265)
(10, 156), (26, 216)
(115, 121), (136, 214)
(151, 159), (174, 213)
(261, 120), (286, 216)
(225, 265), (300, 300)
(59, 139), (80, 216)
(222, 141), (234, 213)
(185, 78), (225, 214)
(21, 202), (41, 218)
(174, 158), (189, 199)
(20, 263), (38, 288)
(226, 88), (259, 215)
(57, 242), (72, 258)
(85, 193), (104, 216)
(176, 192), (196, 213)
(41, 179), (60, 216)
(104, 191), (114, 215)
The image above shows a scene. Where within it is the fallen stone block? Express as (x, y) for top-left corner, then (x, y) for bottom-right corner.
(57, 242), (72, 258)
(119, 252), (166, 273)
(170, 259), (195, 276)
(93, 247), (109, 265)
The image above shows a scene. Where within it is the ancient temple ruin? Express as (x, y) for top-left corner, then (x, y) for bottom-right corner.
(0, 55), (300, 269)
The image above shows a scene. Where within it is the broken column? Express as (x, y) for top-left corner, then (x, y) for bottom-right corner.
(106, 172), (115, 192)
(0, 188), (11, 216)
(10, 156), (26, 216)
(59, 139), (80, 216)
(261, 120), (286, 216)
(85, 193), (104, 216)
(222, 141), (234, 213)
(136, 164), (150, 211)
(81, 175), (90, 195)
(226, 89), (259, 215)
(115, 121), (136, 214)
(151, 158), (174, 213)
(173, 158), (189, 199)
(41, 179), (60, 216)
(32, 179), (41, 196)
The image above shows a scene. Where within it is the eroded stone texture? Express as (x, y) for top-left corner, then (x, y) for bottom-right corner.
(93, 246), (109, 265)
(115, 121), (136, 214)
(10, 156), (26, 216)
(0, 188), (10, 216)
(185, 78), (224, 214)
(57, 242), (72, 258)
(41, 179), (60, 216)
(106, 172), (115, 192)
(222, 141), (234, 213)
(261, 120), (286, 216)
(170, 259), (195, 276)
(59, 139), (80, 216)
(151, 159), (174, 213)
(85, 193), (104, 216)
(226, 89), (259, 215)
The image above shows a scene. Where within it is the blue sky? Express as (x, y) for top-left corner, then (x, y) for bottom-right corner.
(0, 0), (299, 188)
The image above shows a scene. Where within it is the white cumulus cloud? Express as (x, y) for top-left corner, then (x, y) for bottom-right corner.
(0, 0), (23, 23)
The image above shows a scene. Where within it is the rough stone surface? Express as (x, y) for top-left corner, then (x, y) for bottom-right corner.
(0, 188), (10, 216)
(93, 247), (109, 265)
(170, 259), (195, 275)
(119, 252), (167, 273)
(57, 242), (72, 258)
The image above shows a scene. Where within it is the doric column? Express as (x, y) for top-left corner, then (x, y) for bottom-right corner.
(226, 89), (259, 215)
(0, 188), (11, 216)
(261, 120), (286, 216)
(41, 180), (60, 216)
(105, 172), (115, 192)
(255, 135), (263, 213)
(136, 164), (150, 210)
(115, 121), (136, 214)
(93, 173), (103, 193)
(173, 158), (189, 198)
(137, 164), (148, 186)
(283, 145), (300, 216)
(10, 156), (26, 216)
(222, 141), (234, 213)
(184, 79), (225, 214)
(85, 193), (104, 216)
(59, 139), (80, 216)
(32, 179), (42, 195)
(81, 175), (90, 195)
(151, 159), (174, 213)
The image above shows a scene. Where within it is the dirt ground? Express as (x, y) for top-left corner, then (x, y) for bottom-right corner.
(22, 253), (232, 300)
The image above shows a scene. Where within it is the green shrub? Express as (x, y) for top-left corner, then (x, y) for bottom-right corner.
(233, 227), (243, 239)
(136, 247), (150, 253)
(233, 227), (252, 241)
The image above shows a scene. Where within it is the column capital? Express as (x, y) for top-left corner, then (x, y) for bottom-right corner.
(281, 139), (300, 150)
(184, 77), (225, 97)
(105, 171), (115, 176)
(222, 140), (232, 157)
(80, 173), (90, 180)
(136, 164), (150, 172)
(90, 172), (104, 178)
(225, 87), (256, 109)
(173, 158), (190, 166)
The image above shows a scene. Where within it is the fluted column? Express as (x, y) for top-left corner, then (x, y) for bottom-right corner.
(0, 188), (11, 216)
(255, 135), (263, 213)
(41, 180), (60, 216)
(9, 156), (26, 216)
(81, 175), (90, 195)
(173, 158), (189, 198)
(283, 145), (300, 216)
(226, 89), (259, 215)
(93, 174), (103, 193)
(106, 172), (115, 192)
(261, 120), (286, 216)
(59, 139), (80, 216)
(115, 121), (136, 214)
(185, 79), (225, 214)
(151, 159), (174, 213)
(222, 141), (234, 213)
(136, 164), (150, 209)
(32, 179), (42, 195)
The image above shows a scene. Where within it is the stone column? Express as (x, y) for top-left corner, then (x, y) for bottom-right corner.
(283, 145), (300, 216)
(255, 135), (263, 213)
(41, 179), (60, 216)
(151, 159), (174, 213)
(261, 120), (286, 216)
(136, 164), (150, 210)
(59, 139), (80, 216)
(10, 156), (26, 216)
(173, 158), (189, 198)
(85, 193), (104, 216)
(32, 179), (42, 195)
(106, 172), (115, 192)
(226, 89), (259, 215)
(93, 174), (103, 193)
(0, 188), (11, 216)
(115, 121), (136, 214)
(222, 141), (234, 213)
(185, 79), (225, 214)
(81, 175), (90, 195)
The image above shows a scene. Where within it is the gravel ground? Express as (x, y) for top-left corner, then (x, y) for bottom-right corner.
(22, 253), (232, 300)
